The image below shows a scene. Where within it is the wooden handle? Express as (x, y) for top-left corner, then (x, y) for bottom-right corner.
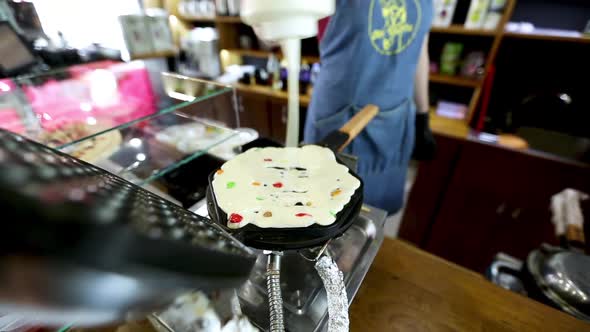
(565, 224), (586, 250)
(337, 104), (379, 152)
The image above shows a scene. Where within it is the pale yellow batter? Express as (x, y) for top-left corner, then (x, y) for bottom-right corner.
(212, 145), (361, 229)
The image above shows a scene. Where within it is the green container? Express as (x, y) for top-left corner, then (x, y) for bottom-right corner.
(440, 42), (464, 76)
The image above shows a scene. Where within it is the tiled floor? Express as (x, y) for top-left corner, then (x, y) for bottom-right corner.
(384, 162), (418, 239)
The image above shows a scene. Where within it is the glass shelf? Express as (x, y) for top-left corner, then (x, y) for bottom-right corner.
(63, 110), (238, 186)
(0, 66), (243, 332)
(0, 61), (234, 149)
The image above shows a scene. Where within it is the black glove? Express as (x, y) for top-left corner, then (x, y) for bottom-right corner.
(412, 112), (437, 161)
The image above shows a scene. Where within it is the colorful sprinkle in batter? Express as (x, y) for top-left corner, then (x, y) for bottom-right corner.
(216, 169), (224, 175)
(211, 146), (361, 229)
(331, 188), (342, 197)
(229, 213), (243, 223)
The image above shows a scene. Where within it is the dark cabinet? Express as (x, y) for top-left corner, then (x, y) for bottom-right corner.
(237, 91), (308, 145)
(400, 135), (590, 273)
(269, 100), (287, 143)
(237, 92), (271, 138)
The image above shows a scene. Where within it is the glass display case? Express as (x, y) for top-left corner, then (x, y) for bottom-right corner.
(0, 61), (247, 208)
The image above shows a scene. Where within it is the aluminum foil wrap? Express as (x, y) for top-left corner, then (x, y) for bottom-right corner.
(315, 255), (349, 332)
(151, 291), (259, 332)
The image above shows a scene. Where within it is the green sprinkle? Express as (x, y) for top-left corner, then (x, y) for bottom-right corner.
(227, 181), (236, 189)
(256, 196), (265, 201)
(329, 211), (337, 217)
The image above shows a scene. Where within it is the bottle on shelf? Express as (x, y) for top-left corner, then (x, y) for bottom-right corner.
(267, 53), (282, 90)
(299, 61), (311, 96)
(280, 67), (288, 92)
(309, 62), (321, 95)
(254, 68), (270, 86)
(178, 0), (215, 18)
(227, 0), (240, 16)
(215, 0), (228, 16)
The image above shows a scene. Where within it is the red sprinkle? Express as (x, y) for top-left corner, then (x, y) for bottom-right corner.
(273, 182), (283, 188)
(229, 213), (243, 223)
(264, 158), (272, 162)
(295, 213), (312, 217)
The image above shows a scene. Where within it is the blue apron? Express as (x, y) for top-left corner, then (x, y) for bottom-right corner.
(304, 0), (433, 214)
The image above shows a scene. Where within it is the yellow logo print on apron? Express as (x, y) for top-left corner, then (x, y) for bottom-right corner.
(369, 0), (422, 55)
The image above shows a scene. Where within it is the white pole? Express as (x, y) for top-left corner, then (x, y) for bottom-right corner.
(282, 38), (301, 147)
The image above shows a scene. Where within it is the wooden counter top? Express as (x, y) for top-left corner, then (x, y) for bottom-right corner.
(235, 83), (311, 107)
(429, 111), (470, 139)
(234, 84), (470, 139)
(73, 239), (588, 332)
(350, 239), (589, 332)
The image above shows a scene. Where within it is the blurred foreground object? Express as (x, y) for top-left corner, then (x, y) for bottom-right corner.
(0, 129), (255, 326)
(497, 134), (529, 150)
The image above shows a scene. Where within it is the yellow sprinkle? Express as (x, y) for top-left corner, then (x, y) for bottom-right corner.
(331, 188), (342, 197)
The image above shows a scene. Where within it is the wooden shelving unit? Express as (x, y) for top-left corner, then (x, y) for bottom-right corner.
(225, 48), (320, 63)
(178, 15), (242, 23)
(429, 74), (481, 88)
(225, 48), (270, 58)
(235, 83), (311, 107)
(172, 0), (529, 139)
(129, 50), (178, 60)
(431, 25), (496, 37)
(214, 15), (242, 24)
(429, 111), (470, 139)
(428, 0), (518, 125)
(504, 31), (590, 44)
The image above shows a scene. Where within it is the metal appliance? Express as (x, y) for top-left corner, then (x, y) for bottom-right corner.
(179, 28), (221, 79)
(0, 129), (256, 326)
(489, 249), (590, 321)
(206, 106), (377, 331)
(190, 193), (387, 332)
(239, 207), (387, 331)
(488, 224), (590, 322)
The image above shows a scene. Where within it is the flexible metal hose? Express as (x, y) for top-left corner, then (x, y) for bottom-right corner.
(266, 253), (284, 332)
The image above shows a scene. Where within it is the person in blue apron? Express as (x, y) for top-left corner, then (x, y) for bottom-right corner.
(305, 0), (436, 214)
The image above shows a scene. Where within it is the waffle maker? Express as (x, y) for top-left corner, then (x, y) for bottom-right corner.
(0, 129), (256, 326)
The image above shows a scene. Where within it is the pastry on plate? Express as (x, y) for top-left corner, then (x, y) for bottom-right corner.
(41, 123), (122, 163)
(67, 130), (122, 163)
(155, 122), (232, 154)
